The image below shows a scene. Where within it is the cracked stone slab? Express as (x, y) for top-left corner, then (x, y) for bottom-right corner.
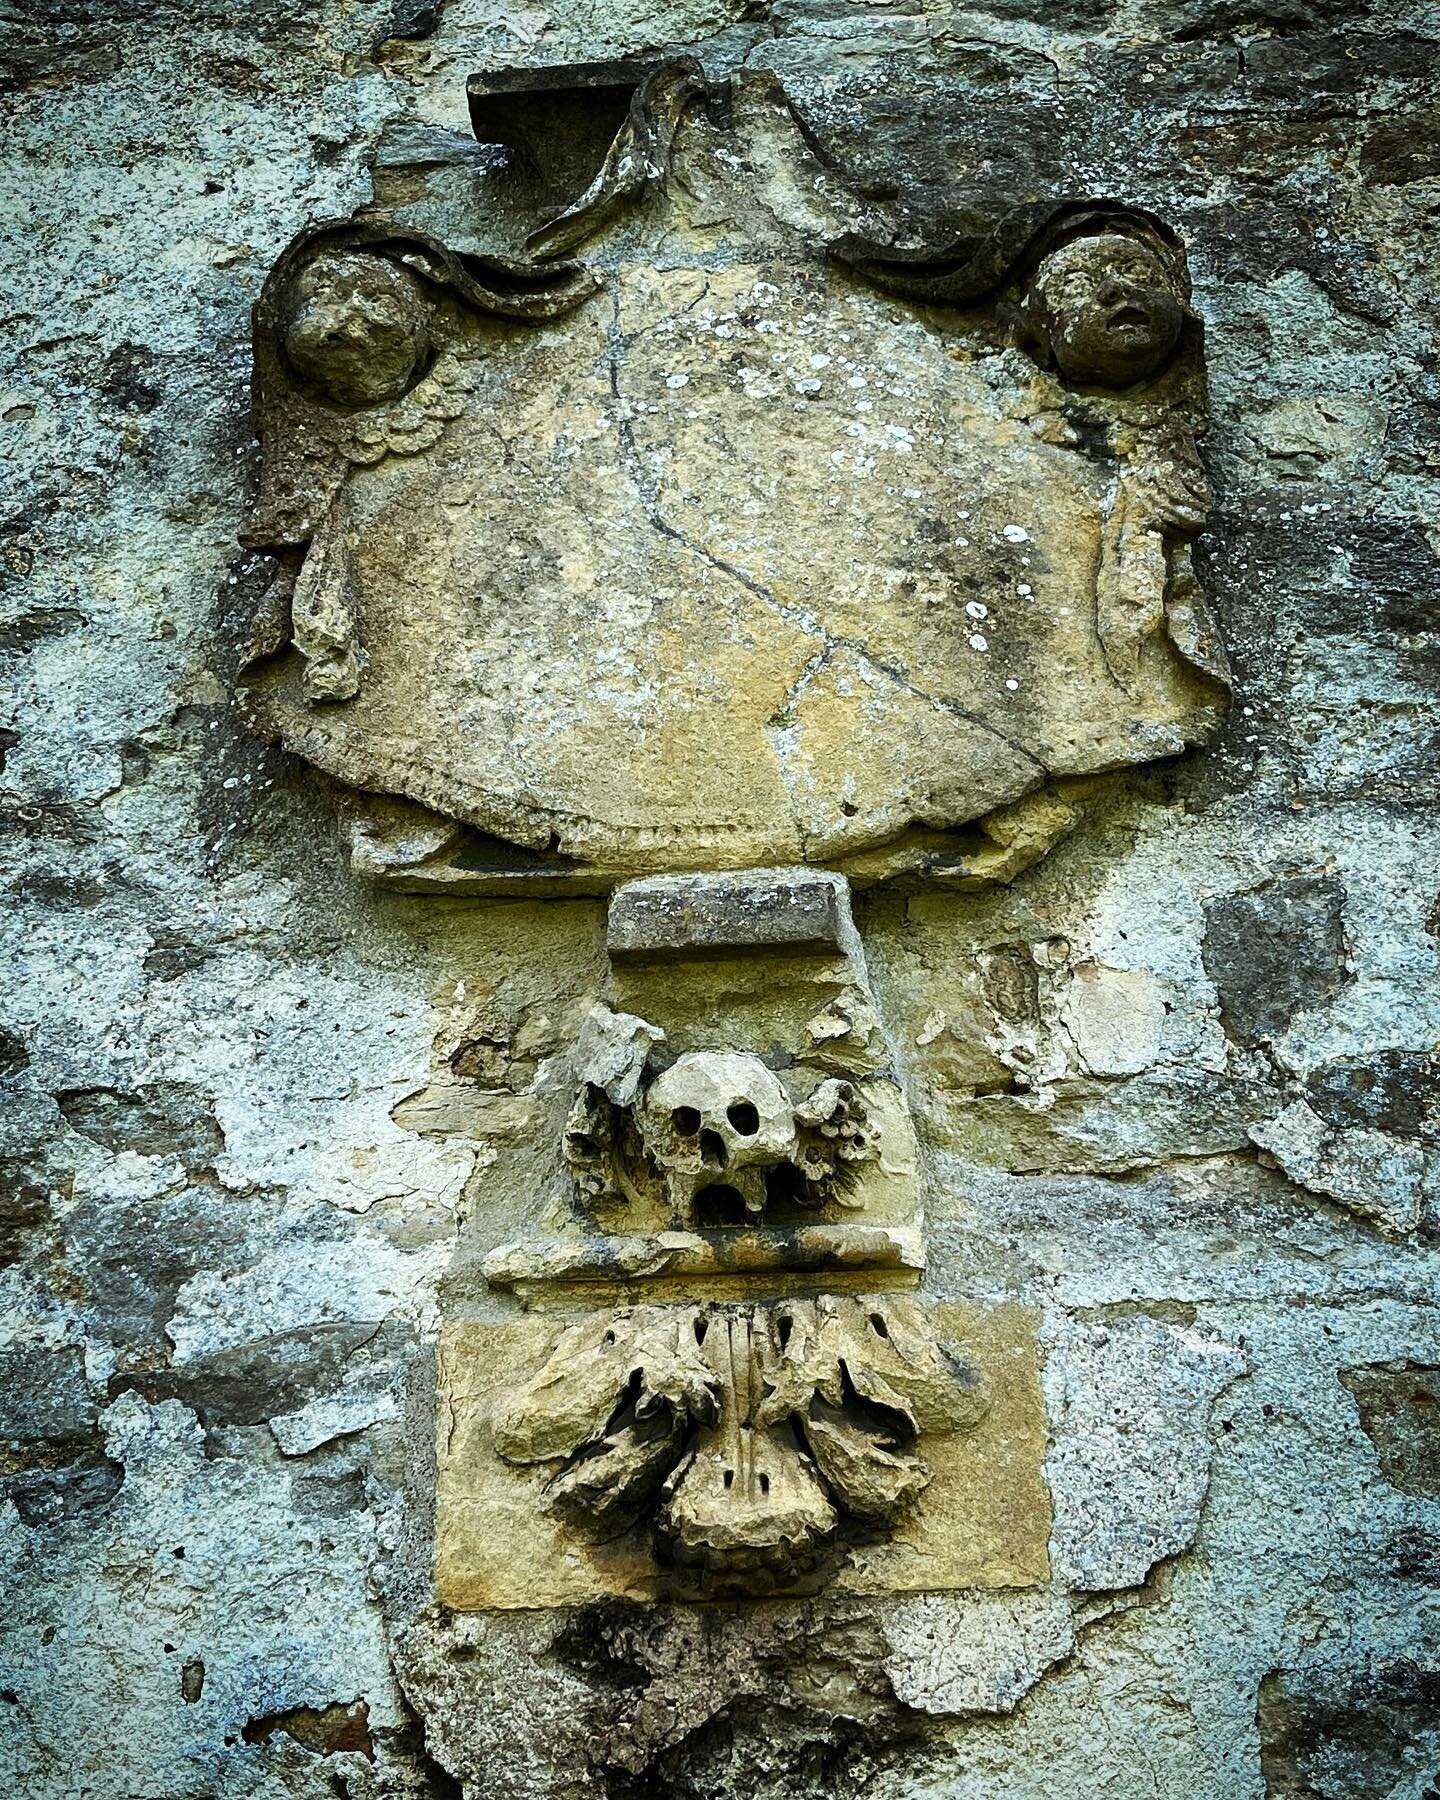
(237, 152), (1224, 886)
(270, 1381), (401, 1457)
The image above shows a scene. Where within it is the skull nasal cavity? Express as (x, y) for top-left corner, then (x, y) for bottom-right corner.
(700, 1128), (729, 1168)
(726, 1101), (760, 1136)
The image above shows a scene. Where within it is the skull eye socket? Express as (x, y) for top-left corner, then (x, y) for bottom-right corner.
(726, 1101), (760, 1136)
(671, 1106), (702, 1136)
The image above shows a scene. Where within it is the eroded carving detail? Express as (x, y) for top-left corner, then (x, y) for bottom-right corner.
(642, 1053), (805, 1220)
(838, 207), (1220, 704)
(281, 250), (434, 409)
(1024, 232), (1185, 389)
(561, 1005), (883, 1227)
(485, 876), (926, 1291)
(492, 1296), (988, 1592)
(1024, 233), (1211, 691)
(236, 83), (1227, 895)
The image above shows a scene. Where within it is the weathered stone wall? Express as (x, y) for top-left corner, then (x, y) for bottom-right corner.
(2, 1), (1438, 1796)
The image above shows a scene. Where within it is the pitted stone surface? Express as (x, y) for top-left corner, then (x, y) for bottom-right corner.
(3, 4), (1439, 1798)
(608, 869), (848, 961)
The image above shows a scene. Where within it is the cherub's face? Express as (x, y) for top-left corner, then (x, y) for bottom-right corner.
(1030, 234), (1184, 388)
(282, 252), (430, 408)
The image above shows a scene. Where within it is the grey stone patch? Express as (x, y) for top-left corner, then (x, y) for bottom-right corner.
(271, 1373), (402, 1457)
(1258, 1657), (1440, 1800)
(59, 1182), (264, 1372)
(0, 1393), (402, 1798)
(0, 1344), (96, 1443)
(1380, 1528), (1440, 1587)
(378, 2), (444, 47)
(1305, 1049), (1440, 1144)
(56, 1081), (224, 1173)
(131, 1321), (383, 1429)
(1201, 875), (1349, 1046)
(881, 1590), (1076, 1717)
(1242, 392), (1390, 486)
(1251, 1098), (1429, 1235)
(373, 121), (498, 170)
(1, 1457), (125, 1529)
(0, 26), (123, 93)
(925, 1151), (1440, 1312)
(608, 869), (850, 963)
(1339, 1363), (1440, 1499)
(942, 1063), (1275, 1177)
(1044, 1314), (1248, 1591)
(163, 1223), (450, 1362)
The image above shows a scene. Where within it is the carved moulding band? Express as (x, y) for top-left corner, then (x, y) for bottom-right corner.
(234, 65), (1229, 893)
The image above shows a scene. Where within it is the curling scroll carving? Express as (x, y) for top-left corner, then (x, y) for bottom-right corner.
(492, 1297), (989, 1593)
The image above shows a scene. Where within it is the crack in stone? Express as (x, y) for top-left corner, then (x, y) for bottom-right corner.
(604, 287), (1053, 842)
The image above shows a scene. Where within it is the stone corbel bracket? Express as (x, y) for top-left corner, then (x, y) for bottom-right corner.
(482, 869), (927, 1298)
(439, 868), (1052, 1603)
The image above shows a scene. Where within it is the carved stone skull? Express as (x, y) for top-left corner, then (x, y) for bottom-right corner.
(640, 1052), (796, 1221)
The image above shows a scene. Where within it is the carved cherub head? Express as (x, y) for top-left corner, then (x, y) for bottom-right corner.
(1026, 232), (1186, 388)
(280, 251), (431, 408)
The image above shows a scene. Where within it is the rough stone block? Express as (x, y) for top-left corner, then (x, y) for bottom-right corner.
(607, 870), (849, 962)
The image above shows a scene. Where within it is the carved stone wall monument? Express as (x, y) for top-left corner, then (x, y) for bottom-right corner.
(13, 1), (1432, 1790)
(232, 57), (1226, 1613)
(237, 61), (1226, 898)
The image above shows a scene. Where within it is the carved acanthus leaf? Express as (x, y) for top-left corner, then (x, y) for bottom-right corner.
(491, 1298), (987, 1592)
(491, 1308), (719, 1468)
(793, 1078), (881, 1206)
(801, 1405), (929, 1525)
